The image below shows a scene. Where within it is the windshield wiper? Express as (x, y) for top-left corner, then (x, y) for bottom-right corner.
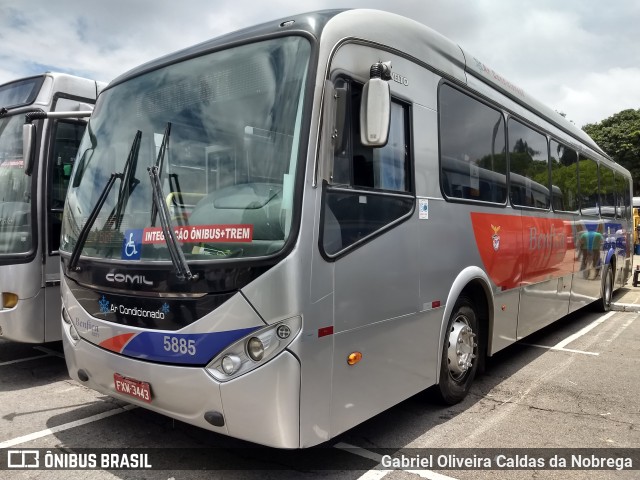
(148, 122), (197, 282)
(68, 131), (141, 272)
(112, 131), (141, 230)
(150, 123), (170, 227)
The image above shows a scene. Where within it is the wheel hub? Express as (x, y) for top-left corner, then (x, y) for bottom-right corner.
(447, 316), (476, 378)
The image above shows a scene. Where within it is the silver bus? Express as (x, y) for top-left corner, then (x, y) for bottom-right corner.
(59, 10), (632, 447)
(0, 72), (104, 343)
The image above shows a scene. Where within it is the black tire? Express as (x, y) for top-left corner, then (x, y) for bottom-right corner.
(435, 295), (480, 405)
(596, 263), (614, 312)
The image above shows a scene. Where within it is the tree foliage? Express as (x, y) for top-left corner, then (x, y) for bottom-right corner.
(582, 109), (640, 193)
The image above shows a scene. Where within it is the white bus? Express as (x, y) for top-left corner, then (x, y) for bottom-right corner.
(0, 72), (104, 343)
(58, 10), (632, 447)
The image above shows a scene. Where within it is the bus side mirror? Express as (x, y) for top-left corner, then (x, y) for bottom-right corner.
(360, 62), (392, 147)
(23, 123), (36, 176)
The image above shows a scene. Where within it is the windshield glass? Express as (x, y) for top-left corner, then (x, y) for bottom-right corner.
(0, 76), (43, 109)
(0, 116), (32, 254)
(62, 36), (310, 262)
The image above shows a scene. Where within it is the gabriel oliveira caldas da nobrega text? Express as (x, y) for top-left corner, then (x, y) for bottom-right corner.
(381, 453), (633, 470)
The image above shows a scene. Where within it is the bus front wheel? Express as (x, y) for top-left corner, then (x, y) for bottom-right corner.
(436, 296), (479, 405)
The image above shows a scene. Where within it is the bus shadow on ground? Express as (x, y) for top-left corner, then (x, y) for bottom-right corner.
(0, 341), (69, 392)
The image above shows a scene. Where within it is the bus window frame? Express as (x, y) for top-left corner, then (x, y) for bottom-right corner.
(43, 93), (98, 257)
(319, 75), (415, 261)
(0, 114), (43, 266)
(437, 81), (508, 208)
(0, 75), (46, 110)
(505, 114), (552, 212)
(45, 117), (88, 256)
(549, 138), (579, 214)
(577, 152), (600, 217)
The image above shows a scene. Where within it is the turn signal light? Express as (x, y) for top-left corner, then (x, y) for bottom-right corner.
(2, 292), (18, 309)
(347, 352), (363, 365)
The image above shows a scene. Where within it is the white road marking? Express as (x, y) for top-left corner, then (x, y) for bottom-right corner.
(523, 311), (619, 355)
(524, 344), (599, 356)
(33, 346), (65, 358)
(355, 469), (391, 480)
(0, 345), (65, 366)
(0, 404), (137, 448)
(335, 442), (459, 480)
(0, 354), (51, 366)
(553, 311), (615, 349)
(605, 314), (636, 343)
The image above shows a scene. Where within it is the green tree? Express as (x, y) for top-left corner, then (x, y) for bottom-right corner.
(582, 109), (640, 194)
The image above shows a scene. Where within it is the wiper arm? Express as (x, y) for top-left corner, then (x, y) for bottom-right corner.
(150, 123), (170, 227)
(68, 131), (141, 272)
(147, 122), (197, 282)
(68, 172), (122, 271)
(113, 130), (141, 230)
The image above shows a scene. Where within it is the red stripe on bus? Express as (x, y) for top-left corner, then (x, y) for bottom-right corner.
(471, 212), (577, 289)
(99, 333), (137, 353)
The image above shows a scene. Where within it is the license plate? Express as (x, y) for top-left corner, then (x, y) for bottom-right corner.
(114, 373), (152, 403)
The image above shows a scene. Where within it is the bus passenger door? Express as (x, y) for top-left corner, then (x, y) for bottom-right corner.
(43, 119), (87, 341)
(319, 62), (423, 437)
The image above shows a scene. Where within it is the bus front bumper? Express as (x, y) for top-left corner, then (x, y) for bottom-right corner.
(63, 330), (301, 448)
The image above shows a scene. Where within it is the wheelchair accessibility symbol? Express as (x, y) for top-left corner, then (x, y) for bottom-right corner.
(125, 233), (138, 257)
(122, 229), (142, 260)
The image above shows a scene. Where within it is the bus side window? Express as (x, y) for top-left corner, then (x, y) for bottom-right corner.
(322, 78), (413, 256)
(550, 140), (578, 212)
(48, 120), (86, 253)
(439, 84), (507, 204)
(507, 118), (550, 209)
(578, 154), (599, 215)
(599, 165), (616, 218)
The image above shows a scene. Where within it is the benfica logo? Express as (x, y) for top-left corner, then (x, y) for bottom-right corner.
(491, 224), (501, 252)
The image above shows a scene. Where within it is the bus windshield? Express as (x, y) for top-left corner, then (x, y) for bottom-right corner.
(62, 36), (310, 262)
(0, 115), (32, 255)
(0, 76), (43, 109)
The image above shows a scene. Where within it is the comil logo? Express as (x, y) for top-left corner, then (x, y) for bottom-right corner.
(106, 273), (153, 286)
(8, 450), (39, 468)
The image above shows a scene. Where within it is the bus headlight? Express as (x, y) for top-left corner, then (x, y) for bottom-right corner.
(206, 316), (301, 382)
(69, 324), (80, 341)
(62, 307), (80, 345)
(221, 355), (241, 375)
(247, 337), (264, 361)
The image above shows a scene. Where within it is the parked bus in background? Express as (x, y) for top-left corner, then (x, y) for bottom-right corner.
(58, 10), (632, 448)
(0, 73), (105, 343)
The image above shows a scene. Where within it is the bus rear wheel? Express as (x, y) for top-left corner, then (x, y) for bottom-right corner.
(436, 296), (479, 405)
(597, 263), (614, 312)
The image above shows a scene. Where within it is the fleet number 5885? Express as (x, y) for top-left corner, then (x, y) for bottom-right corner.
(163, 336), (196, 355)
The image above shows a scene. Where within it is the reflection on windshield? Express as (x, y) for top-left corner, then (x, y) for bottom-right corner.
(62, 36), (310, 263)
(0, 76), (42, 109)
(0, 116), (32, 254)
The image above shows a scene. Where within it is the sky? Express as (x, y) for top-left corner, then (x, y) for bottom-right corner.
(0, 0), (638, 128)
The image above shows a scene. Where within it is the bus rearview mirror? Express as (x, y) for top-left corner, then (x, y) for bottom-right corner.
(360, 64), (391, 147)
